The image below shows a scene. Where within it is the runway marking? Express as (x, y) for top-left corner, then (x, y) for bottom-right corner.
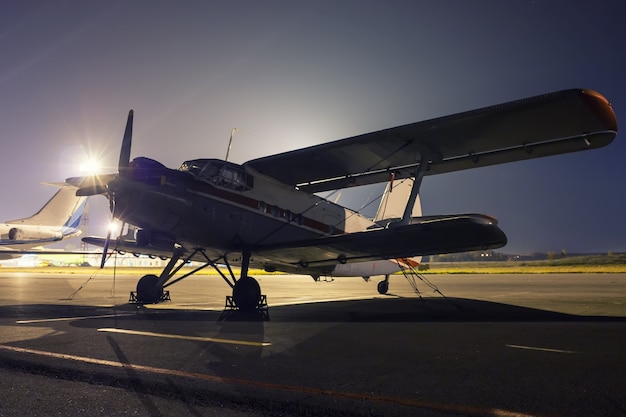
(506, 344), (578, 354)
(16, 313), (135, 324)
(97, 327), (272, 347)
(0, 343), (549, 417)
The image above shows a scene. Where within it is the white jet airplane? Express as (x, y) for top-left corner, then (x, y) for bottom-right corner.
(0, 184), (86, 260)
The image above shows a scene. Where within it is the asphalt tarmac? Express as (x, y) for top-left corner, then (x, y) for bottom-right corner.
(0, 270), (624, 417)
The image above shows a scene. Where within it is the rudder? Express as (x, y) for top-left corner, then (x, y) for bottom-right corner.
(374, 177), (422, 223)
(8, 184), (86, 227)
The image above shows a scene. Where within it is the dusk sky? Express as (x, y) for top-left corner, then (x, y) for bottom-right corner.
(0, 1), (624, 254)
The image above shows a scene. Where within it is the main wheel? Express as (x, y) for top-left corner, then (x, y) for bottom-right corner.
(232, 276), (261, 312)
(136, 274), (163, 304)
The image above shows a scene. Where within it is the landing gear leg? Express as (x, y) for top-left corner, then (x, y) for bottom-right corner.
(131, 249), (197, 304)
(377, 275), (390, 295)
(231, 250), (262, 312)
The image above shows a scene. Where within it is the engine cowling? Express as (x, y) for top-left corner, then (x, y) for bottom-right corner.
(8, 226), (62, 241)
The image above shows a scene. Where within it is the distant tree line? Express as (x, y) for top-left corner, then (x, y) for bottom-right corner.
(425, 250), (510, 262)
(424, 250), (621, 262)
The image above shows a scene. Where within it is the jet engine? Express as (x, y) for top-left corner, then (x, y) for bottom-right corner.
(7, 226), (62, 241)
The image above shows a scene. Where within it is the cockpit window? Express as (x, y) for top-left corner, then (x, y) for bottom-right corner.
(179, 159), (253, 191)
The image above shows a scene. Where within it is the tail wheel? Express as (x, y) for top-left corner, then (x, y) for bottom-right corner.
(136, 274), (163, 304)
(377, 280), (389, 295)
(232, 276), (261, 312)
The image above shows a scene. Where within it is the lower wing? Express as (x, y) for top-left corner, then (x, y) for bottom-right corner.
(80, 214), (505, 273)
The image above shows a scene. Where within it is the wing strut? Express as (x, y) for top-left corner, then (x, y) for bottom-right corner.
(399, 153), (430, 225)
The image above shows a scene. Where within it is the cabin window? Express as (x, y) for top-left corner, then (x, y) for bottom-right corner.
(217, 166), (253, 191)
(179, 159), (253, 191)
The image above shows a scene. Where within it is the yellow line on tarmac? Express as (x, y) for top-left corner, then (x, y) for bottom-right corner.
(17, 313), (135, 324)
(97, 327), (271, 347)
(0, 343), (548, 417)
(506, 344), (578, 354)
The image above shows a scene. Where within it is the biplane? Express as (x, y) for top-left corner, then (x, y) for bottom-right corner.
(67, 88), (617, 311)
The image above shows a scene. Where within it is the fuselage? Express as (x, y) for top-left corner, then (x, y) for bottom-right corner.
(112, 158), (378, 251)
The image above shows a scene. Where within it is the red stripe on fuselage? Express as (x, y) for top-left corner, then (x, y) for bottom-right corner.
(181, 180), (345, 235)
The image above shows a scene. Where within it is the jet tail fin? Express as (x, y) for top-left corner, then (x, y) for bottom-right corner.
(8, 183), (87, 227)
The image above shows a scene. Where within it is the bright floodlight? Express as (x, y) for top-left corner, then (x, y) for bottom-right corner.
(108, 220), (122, 237)
(79, 156), (102, 176)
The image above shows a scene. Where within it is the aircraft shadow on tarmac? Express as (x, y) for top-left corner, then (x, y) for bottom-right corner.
(268, 296), (626, 323)
(3, 296), (625, 327)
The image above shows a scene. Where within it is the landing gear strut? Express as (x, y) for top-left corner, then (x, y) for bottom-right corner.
(129, 248), (266, 314)
(129, 250), (191, 304)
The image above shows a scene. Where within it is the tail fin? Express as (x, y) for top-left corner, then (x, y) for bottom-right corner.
(375, 177), (422, 266)
(375, 177), (422, 223)
(8, 184), (87, 227)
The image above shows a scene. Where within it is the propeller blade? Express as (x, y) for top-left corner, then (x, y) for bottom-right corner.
(99, 187), (117, 268)
(100, 230), (111, 269)
(76, 184), (108, 196)
(67, 173), (116, 196)
(118, 110), (134, 174)
(100, 110), (133, 268)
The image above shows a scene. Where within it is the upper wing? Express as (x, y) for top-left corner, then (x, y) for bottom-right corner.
(244, 89), (617, 193)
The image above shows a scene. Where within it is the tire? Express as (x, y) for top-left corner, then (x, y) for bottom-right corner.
(232, 276), (261, 312)
(136, 274), (163, 304)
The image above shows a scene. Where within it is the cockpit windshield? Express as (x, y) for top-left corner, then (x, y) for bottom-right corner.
(179, 159), (253, 191)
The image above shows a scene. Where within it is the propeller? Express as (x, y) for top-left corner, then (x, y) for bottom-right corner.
(118, 110), (133, 175)
(99, 196), (116, 268)
(99, 110), (134, 268)
(100, 227), (112, 268)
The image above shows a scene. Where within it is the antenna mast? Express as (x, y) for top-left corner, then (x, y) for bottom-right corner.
(225, 128), (238, 162)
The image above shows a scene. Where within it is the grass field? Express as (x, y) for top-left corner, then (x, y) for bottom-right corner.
(423, 254), (626, 274)
(424, 263), (626, 274)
